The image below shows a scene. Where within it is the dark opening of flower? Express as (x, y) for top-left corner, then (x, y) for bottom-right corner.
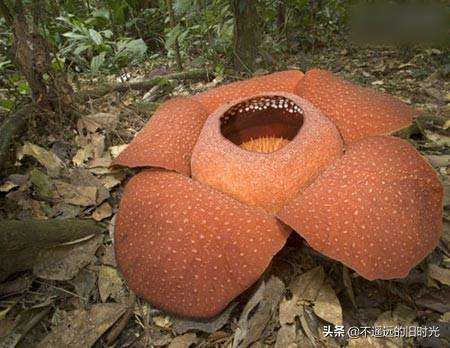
(191, 92), (343, 214)
(220, 96), (304, 153)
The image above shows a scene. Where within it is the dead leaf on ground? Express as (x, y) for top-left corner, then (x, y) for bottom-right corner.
(72, 146), (94, 167)
(54, 180), (97, 207)
(50, 203), (81, 219)
(18, 199), (48, 219)
(99, 172), (124, 189)
(92, 202), (113, 221)
(428, 264), (450, 286)
(90, 133), (106, 158)
(0, 181), (18, 193)
(82, 112), (119, 132)
(37, 303), (126, 348)
(69, 268), (98, 300)
(442, 176), (450, 207)
(33, 234), (103, 281)
(109, 144), (128, 158)
(314, 278), (343, 326)
(425, 154), (450, 169)
(0, 307), (51, 348)
(18, 142), (64, 177)
(153, 315), (172, 329)
(70, 168), (110, 205)
(98, 265), (124, 302)
(289, 266), (343, 326)
(416, 115), (450, 147)
(232, 276), (285, 348)
(98, 244), (117, 267)
(364, 305), (417, 348)
(173, 303), (236, 334)
(274, 324), (297, 348)
(29, 168), (54, 200)
(168, 333), (198, 348)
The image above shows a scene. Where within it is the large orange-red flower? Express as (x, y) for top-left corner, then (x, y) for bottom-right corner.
(113, 69), (443, 319)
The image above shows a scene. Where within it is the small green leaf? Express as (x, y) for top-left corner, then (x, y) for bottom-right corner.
(89, 29), (103, 45)
(62, 32), (86, 40)
(73, 44), (90, 56)
(90, 52), (106, 73)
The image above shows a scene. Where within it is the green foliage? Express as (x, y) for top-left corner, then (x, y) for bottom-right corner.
(0, 0), (353, 78)
(56, 14), (147, 73)
(165, 0), (234, 70)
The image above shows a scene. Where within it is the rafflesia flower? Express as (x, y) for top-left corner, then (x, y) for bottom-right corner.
(113, 69), (443, 319)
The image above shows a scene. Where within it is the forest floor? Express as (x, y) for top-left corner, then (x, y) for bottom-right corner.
(0, 44), (449, 348)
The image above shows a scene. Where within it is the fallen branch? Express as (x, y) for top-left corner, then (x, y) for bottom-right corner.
(0, 218), (103, 282)
(0, 107), (28, 171)
(75, 68), (212, 101)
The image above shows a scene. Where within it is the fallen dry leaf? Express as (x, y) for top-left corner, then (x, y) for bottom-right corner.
(287, 266), (343, 326)
(99, 173), (123, 189)
(33, 234), (103, 281)
(274, 324), (297, 348)
(153, 316), (172, 329)
(82, 112), (119, 132)
(416, 116), (450, 147)
(37, 303), (126, 348)
(98, 265), (124, 302)
(425, 154), (450, 169)
(29, 168), (54, 200)
(367, 305), (417, 348)
(428, 264), (450, 286)
(55, 180), (97, 206)
(72, 146), (94, 167)
(279, 298), (299, 325)
(92, 202), (113, 221)
(0, 181), (18, 192)
(70, 168), (110, 205)
(18, 142), (64, 177)
(168, 333), (197, 348)
(314, 278), (343, 326)
(98, 244), (117, 267)
(232, 276), (285, 348)
(69, 268), (98, 300)
(109, 144), (128, 158)
(173, 303), (235, 334)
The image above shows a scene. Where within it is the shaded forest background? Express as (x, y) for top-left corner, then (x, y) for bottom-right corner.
(0, 1), (449, 348)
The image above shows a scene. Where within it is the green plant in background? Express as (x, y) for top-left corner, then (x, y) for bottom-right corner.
(164, 0), (234, 71)
(56, 14), (147, 74)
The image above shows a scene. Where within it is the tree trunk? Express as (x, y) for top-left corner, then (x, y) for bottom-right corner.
(0, 106), (29, 171)
(0, 0), (74, 113)
(231, 0), (261, 73)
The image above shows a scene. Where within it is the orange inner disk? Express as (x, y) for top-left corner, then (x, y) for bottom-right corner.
(239, 136), (290, 153)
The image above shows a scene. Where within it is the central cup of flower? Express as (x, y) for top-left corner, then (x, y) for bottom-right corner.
(220, 96), (304, 153)
(191, 92), (344, 213)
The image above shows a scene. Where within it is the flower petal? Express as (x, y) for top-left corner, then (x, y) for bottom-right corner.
(294, 69), (415, 143)
(192, 70), (304, 114)
(191, 93), (343, 214)
(112, 97), (208, 175)
(277, 136), (442, 280)
(114, 169), (290, 319)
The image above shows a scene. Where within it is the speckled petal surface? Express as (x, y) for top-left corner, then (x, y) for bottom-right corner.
(192, 70), (304, 114)
(294, 69), (415, 143)
(114, 169), (290, 319)
(191, 93), (343, 214)
(278, 136), (443, 280)
(112, 97), (208, 175)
